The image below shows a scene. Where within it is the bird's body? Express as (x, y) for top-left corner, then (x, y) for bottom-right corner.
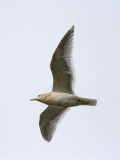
(30, 25), (97, 142)
(33, 92), (96, 108)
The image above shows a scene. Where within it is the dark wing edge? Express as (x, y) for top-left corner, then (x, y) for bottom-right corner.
(39, 106), (70, 142)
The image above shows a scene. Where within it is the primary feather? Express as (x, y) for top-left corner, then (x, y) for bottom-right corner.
(39, 106), (70, 142)
(50, 25), (75, 94)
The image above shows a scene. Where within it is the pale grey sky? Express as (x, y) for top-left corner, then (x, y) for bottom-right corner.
(0, 0), (120, 160)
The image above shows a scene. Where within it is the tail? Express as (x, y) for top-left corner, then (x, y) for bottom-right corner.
(79, 97), (97, 106)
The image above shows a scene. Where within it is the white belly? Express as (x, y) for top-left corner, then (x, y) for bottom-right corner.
(46, 92), (80, 107)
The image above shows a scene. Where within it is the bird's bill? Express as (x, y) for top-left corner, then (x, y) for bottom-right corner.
(30, 98), (36, 101)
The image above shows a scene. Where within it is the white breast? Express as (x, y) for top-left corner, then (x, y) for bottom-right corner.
(47, 92), (79, 107)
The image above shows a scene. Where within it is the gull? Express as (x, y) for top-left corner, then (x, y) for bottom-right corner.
(30, 26), (97, 142)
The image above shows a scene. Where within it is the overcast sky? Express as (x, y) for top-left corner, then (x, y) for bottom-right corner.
(0, 0), (120, 160)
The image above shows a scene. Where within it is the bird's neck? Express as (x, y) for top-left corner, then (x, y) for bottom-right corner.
(40, 92), (52, 104)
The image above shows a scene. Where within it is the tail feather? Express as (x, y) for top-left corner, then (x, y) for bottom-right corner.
(80, 97), (97, 106)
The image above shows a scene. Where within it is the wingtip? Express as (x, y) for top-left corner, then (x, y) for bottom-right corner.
(69, 25), (74, 33)
(71, 25), (74, 31)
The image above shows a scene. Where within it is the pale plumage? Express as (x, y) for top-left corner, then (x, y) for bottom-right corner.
(40, 26), (74, 142)
(30, 26), (97, 142)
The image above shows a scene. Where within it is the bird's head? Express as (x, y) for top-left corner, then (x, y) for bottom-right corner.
(30, 94), (43, 102)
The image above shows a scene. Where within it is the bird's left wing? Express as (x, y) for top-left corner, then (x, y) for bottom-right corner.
(39, 106), (70, 142)
(50, 26), (75, 94)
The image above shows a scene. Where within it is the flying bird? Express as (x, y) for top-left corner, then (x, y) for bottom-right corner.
(30, 26), (97, 142)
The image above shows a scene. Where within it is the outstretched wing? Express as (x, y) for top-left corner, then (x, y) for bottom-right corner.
(39, 106), (70, 142)
(50, 26), (75, 94)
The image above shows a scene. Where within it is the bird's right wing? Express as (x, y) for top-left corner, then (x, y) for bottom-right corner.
(39, 106), (70, 142)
